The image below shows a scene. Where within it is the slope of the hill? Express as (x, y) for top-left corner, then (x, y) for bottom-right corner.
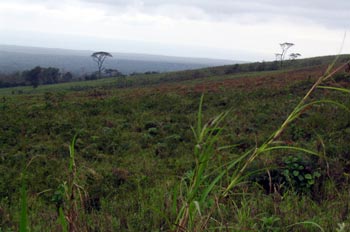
(0, 56), (350, 231)
(1, 53), (348, 95)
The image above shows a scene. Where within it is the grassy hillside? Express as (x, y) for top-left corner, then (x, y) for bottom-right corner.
(2, 53), (349, 94)
(1, 56), (350, 231)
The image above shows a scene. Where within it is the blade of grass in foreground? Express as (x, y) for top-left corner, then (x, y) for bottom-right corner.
(69, 133), (78, 172)
(59, 207), (68, 232)
(318, 85), (350, 94)
(175, 94), (231, 231)
(19, 174), (27, 232)
(287, 221), (325, 232)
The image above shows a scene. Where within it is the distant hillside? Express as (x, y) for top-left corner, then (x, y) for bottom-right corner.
(0, 45), (241, 75)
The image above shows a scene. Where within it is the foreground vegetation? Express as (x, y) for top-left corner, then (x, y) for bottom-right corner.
(1, 57), (350, 231)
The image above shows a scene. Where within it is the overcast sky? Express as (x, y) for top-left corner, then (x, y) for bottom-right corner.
(0, 0), (349, 61)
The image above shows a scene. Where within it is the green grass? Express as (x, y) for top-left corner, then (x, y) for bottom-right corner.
(2, 53), (340, 96)
(0, 68), (276, 96)
(1, 59), (350, 231)
(172, 60), (350, 231)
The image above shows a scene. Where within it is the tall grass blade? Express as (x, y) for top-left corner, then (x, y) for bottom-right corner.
(318, 86), (350, 94)
(197, 94), (204, 138)
(203, 149), (253, 202)
(172, 184), (179, 217)
(19, 174), (27, 232)
(263, 145), (321, 157)
(295, 100), (350, 115)
(287, 220), (325, 232)
(69, 133), (78, 172)
(59, 207), (68, 232)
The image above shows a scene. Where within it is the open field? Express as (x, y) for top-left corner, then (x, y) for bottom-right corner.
(1, 57), (350, 231)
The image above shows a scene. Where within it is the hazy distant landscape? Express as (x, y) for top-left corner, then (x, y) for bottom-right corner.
(0, 45), (238, 75)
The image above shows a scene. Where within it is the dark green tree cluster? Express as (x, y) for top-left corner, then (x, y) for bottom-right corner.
(0, 66), (74, 88)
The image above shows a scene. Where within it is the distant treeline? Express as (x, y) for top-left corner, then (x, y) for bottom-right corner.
(104, 55), (350, 90)
(0, 66), (126, 88)
(0, 66), (74, 88)
(1, 54), (350, 89)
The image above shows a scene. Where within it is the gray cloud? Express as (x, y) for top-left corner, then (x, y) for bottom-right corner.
(76, 0), (350, 28)
(3, 0), (349, 60)
(8, 0), (350, 28)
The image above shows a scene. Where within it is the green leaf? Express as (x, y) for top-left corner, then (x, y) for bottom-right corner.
(304, 174), (312, 180)
(313, 172), (321, 178)
(298, 175), (304, 181)
(293, 170), (299, 176)
(308, 179), (315, 185)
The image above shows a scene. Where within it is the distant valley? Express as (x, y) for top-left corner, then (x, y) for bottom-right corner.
(0, 45), (241, 75)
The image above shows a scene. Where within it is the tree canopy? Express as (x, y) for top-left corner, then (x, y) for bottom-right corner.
(91, 51), (113, 78)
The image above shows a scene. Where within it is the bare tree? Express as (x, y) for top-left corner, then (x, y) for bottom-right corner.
(91, 51), (113, 78)
(275, 53), (282, 61)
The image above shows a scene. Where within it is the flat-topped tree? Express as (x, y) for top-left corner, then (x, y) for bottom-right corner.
(91, 51), (113, 78)
(279, 42), (294, 66)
